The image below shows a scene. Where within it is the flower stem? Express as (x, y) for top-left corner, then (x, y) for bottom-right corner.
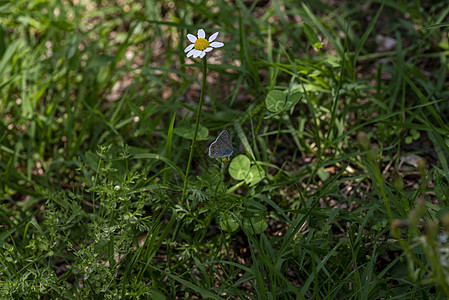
(182, 58), (207, 201)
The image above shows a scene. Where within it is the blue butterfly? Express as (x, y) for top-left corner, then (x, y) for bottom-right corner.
(209, 130), (235, 158)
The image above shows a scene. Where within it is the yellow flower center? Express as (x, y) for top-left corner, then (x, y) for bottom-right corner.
(194, 38), (209, 51)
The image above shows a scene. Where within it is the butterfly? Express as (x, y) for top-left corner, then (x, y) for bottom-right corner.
(209, 130), (235, 159)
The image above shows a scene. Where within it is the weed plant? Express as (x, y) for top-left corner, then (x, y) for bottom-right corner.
(1, 0), (449, 299)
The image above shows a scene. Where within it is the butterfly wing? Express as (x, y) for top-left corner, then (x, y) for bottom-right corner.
(218, 131), (234, 157)
(209, 140), (219, 158)
(209, 130), (235, 158)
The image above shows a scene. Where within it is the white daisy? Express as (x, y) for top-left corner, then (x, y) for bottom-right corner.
(184, 29), (224, 59)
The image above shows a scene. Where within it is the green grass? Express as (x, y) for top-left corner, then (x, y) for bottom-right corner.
(1, 0), (449, 298)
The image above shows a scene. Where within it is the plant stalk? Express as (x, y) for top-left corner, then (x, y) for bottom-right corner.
(182, 58), (207, 201)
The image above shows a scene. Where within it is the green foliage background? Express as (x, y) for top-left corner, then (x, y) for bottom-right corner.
(2, 0), (449, 298)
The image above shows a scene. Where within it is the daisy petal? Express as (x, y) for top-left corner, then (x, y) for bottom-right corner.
(187, 34), (197, 43)
(187, 49), (196, 57)
(204, 47), (213, 52)
(193, 50), (201, 58)
(184, 44), (194, 53)
(210, 42), (224, 48)
(198, 29), (205, 39)
(209, 32), (219, 42)
(199, 51), (206, 58)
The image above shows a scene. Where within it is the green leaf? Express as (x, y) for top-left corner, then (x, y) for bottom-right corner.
(87, 55), (116, 69)
(285, 92), (302, 111)
(317, 167), (330, 181)
(219, 213), (239, 232)
(372, 219), (388, 230)
(303, 22), (320, 48)
(242, 215), (268, 234)
(434, 171), (449, 203)
(85, 152), (100, 171)
(243, 199), (267, 214)
(229, 155), (250, 180)
(245, 165), (265, 186)
(174, 125), (209, 140)
(265, 90), (302, 113)
(265, 90), (285, 113)
(149, 289), (167, 300)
